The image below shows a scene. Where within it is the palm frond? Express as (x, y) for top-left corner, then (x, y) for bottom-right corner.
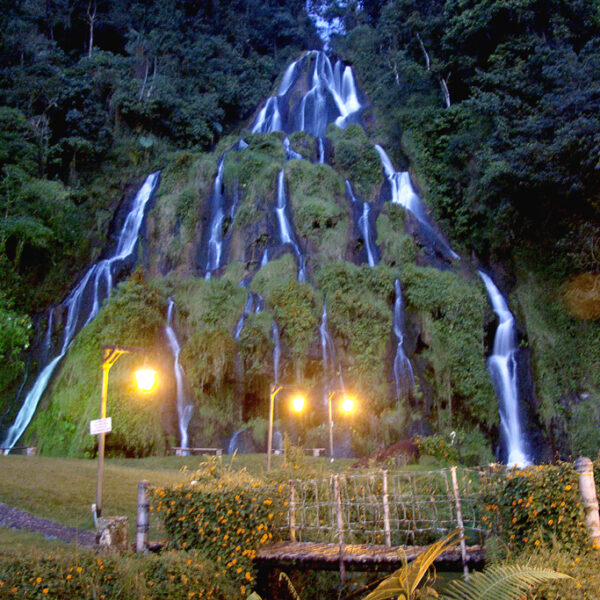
(441, 565), (573, 600)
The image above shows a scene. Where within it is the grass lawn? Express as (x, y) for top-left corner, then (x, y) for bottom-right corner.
(0, 453), (358, 534)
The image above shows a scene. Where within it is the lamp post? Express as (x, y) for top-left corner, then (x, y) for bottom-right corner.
(94, 344), (156, 520)
(267, 384), (305, 471)
(327, 390), (357, 461)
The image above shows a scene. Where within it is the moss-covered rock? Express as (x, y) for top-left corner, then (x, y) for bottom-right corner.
(327, 123), (383, 201)
(401, 264), (496, 430)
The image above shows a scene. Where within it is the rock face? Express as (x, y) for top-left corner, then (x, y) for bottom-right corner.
(14, 50), (545, 464)
(96, 516), (129, 553)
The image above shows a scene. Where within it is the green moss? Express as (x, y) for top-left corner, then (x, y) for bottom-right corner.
(316, 262), (397, 409)
(513, 270), (600, 456)
(251, 254), (297, 298)
(327, 123), (383, 201)
(376, 206), (417, 267)
(27, 275), (168, 457)
(289, 131), (318, 161)
(401, 264), (496, 430)
(285, 160), (348, 265)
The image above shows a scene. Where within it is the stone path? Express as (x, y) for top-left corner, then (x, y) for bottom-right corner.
(0, 501), (96, 547)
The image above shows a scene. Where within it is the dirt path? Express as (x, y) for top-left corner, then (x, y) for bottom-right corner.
(0, 501), (96, 547)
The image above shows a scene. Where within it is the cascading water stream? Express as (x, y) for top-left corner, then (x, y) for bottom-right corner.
(478, 271), (530, 467)
(374, 145), (459, 261)
(283, 137), (303, 161)
(165, 298), (193, 452)
(346, 180), (378, 267)
(393, 280), (415, 402)
(204, 158), (226, 279)
(276, 169), (306, 282)
(253, 51), (361, 137)
(2, 172), (160, 451)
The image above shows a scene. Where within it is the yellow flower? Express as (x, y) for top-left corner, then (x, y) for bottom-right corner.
(565, 484), (572, 491)
(36, 578), (42, 584)
(66, 574), (72, 581)
(43, 589), (49, 595)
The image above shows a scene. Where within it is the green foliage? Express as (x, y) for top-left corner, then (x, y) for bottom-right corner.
(441, 564), (572, 600)
(402, 264), (496, 429)
(512, 267), (600, 457)
(480, 463), (588, 550)
(27, 274), (167, 457)
(270, 280), (319, 372)
(0, 292), (32, 393)
(327, 123), (383, 201)
(285, 159), (348, 266)
(316, 262), (396, 408)
(151, 461), (286, 593)
(0, 544), (236, 599)
(376, 206), (418, 267)
(414, 435), (459, 465)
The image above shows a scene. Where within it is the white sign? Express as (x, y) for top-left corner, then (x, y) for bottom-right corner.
(90, 417), (112, 435)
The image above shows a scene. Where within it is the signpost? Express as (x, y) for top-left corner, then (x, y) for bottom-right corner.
(90, 417), (112, 436)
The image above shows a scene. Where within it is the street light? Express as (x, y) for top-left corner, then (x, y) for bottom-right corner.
(94, 344), (157, 520)
(327, 390), (357, 461)
(267, 384), (306, 471)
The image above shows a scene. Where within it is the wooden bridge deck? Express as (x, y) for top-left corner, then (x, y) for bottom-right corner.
(256, 541), (485, 572)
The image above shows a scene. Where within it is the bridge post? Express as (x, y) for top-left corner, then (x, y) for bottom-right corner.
(450, 466), (469, 577)
(289, 479), (296, 542)
(333, 475), (346, 585)
(382, 470), (391, 547)
(575, 457), (600, 549)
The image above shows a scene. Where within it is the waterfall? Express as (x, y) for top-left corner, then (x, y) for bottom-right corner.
(318, 137), (325, 163)
(283, 137), (303, 161)
(374, 145), (459, 261)
(346, 180), (379, 267)
(271, 321), (281, 385)
(165, 298), (193, 452)
(276, 169), (306, 282)
(1, 172), (160, 451)
(252, 96), (283, 134)
(478, 271), (530, 467)
(393, 280), (415, 402)
(358, 201), (377, 267)
(320, 300), (336, 380)
(252, 51), (361, 137)
(204, 158), (226, 279)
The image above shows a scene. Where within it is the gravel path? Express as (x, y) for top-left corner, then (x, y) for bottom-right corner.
(0, 501), (96, 547)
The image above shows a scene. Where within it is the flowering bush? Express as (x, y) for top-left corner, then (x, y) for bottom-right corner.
(414, 434), (459, 464)
(480, 462), (588, 549)
(150, 461), (286, 597)
(0, 547), (236, 599)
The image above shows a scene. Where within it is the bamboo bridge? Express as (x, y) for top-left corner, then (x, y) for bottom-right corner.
(255, 467), (486, 588)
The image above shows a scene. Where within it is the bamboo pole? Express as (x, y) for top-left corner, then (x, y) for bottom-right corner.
(450, 466), (469, 577)
(333, 475), (346, 585)
(289, 480), (296, 542)
(382, 470), (391, 547)
(575, 457), (600, 549)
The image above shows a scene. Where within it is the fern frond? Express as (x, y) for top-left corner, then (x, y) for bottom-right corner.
(441, 565), (572, 600)
(279, 572), (302, 600)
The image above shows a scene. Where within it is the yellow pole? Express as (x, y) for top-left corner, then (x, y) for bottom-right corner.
(328, 391), (334, 460)
(95, 351), (111, 518)
(267, 385), (276, 471)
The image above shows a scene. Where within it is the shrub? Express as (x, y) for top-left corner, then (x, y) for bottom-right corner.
(0, 545), (236, 599)
(480, 463), (589, 550)
(150, 461), (286, 593)
(415, 434), (459, 464)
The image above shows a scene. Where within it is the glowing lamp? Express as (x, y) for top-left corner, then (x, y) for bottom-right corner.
(340, 395), (356, 414)
(136, 368), (157, 392)
(291, 395), (305, 413)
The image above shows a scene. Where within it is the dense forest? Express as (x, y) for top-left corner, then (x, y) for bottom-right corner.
(0, 0), (598, 460)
